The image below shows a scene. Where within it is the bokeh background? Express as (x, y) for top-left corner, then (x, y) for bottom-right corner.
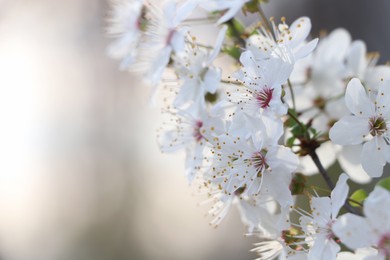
(0, 0), (388, 259)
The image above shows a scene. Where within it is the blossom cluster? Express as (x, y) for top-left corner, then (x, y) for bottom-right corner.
(106, 0), (390, 259)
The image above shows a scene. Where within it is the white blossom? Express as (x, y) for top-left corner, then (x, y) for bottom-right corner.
(206, 116), (298, 215)
(246, 17), (318, 67)
(158, 108), (223, 183)
(329, 78), (390, 177)
(297, 174), (349, 260)
(173, 26), (227, 112)
(333, 187), (390, 260)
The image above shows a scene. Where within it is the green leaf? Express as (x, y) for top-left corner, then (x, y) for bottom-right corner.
(286, 136), (296, 148)
(349, 189), (368, 207)
(285, 109), (299, 128)
(377, 177), (390, 192)
(291, 124), (306, 138)
(223, 46), (241, 60)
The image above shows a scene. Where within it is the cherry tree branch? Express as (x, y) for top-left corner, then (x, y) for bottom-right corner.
(309, 150), (363, 216)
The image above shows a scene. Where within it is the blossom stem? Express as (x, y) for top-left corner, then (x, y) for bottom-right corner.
(310, 151), (335, 189)
(309, 151), (363, 216)
(288, 79), (296, 110)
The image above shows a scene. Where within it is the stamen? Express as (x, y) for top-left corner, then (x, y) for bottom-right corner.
(255, 86), (274, 109)
(369, 116), (387, 136)
(193, 120), (204, 142)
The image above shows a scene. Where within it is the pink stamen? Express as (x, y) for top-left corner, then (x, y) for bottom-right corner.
(193, 120), (204, 142)
(255, 86), (274, 109)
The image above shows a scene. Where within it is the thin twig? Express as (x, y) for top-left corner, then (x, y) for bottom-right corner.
(287, 79), (296, 111)
(309, 151), (335, 190)
(287, 110), (309, 139)
(310, 151), (363, 216)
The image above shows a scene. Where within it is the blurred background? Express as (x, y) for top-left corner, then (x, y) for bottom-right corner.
(0, 0), (388, 260)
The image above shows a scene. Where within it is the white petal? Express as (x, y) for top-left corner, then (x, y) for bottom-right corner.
(174, 79), (200, 108)
(375, 80), (390, 117)
(365, 65), (390, 91)
(329, 116), (369, 145)
(315, 28), (351, 64)
(346, 40), (367, 77)
(261, 115), (283, 143)
(163, 0), (177, 26)
(361, 138), (386, 178)
(239, 50), (259, 78)
(308, 234), (338, 260)
(322, 239), (341, 260)
(203, 67), (221, 93)
(215, 0), (248, 24)
(266, 145), (299, 173)
(337, 145), (371, 184)
(184, 144), (203, 183)
(174, 0), (198, 25)
(330, 173), (349, 219)
(288, 17), (311, 49)
(170, 29), (185, 53)
(260, 56), (293, 86)
(237, 199), (277, 234)
(364, 186), (390, 234)
(261, 170), (293, 208)
(148, 46), (172, 86)
(207, 25), (227, 64)
(332, 213), (376, 249)
(294, 38), (318, 60)
(311, 197), (331, 227)
(345, 78), (375, 117)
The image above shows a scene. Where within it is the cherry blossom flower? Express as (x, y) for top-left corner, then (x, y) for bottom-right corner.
(144, 0), (198, 86)
(106, 0), (146, 69)
(173, 26), (227, 112)
(333, 187), (390, 260)
(158, 109), (223, 183)
(206, 116), (298, 213)
(230, 50), (291, 117)
(246, 17), (318, 67)
(297, 174), (349, 260)
(329, 78), (390, 177)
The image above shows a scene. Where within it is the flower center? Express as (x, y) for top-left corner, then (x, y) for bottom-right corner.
(251, 149), (268, 176)
(193, 120), (204, 142)
(369, 116), (387, 136)
(255, 87), (273, 109)
(313, 96), (326, 110)
(378, 233), (390, 257)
